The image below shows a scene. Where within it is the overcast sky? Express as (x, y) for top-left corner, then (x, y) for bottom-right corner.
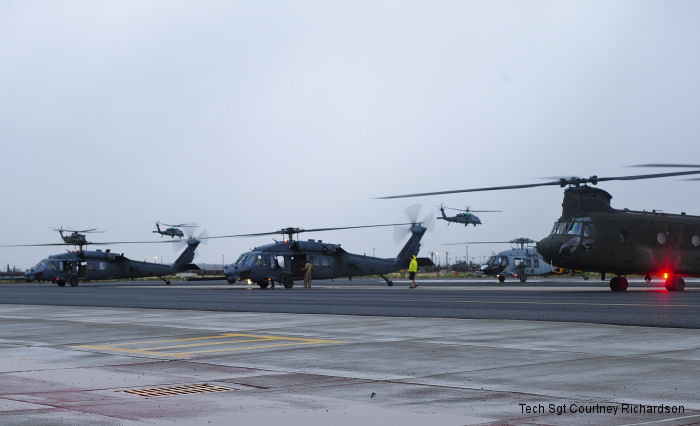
(2, 1), (700, 269)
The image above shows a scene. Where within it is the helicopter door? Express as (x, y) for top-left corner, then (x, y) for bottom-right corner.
(77, 261), (87, 279)
(290, 255), (307, 276)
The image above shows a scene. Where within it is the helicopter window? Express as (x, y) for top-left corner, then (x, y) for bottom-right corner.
(551, 222), (567, 235)
(33, 259), (48, 269)
(321, 256), (331, 266)
(99, 262), (107, 270)
(583, 223), (595, 238)
(499, 257), (508, 267)
(693, 235), (700, 248)
(533, 259), (540, 268)
(619, 230), (629, 242)
(657, 232), (667, 245)
(566, 221), (583, 235)
(46, 261), (56, 271)
(235, 253), (247, 264)
(254, 254), (268, 267)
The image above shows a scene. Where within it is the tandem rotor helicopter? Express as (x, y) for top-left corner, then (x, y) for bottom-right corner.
(2, 228), (201, 286)
(380, 167), (700, 292)
(437, 205), (501, 226)
(210, 219), (429, 289)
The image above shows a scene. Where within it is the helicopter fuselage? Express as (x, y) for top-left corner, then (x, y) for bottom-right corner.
(225, 224), (426, 288)
(25, 240), (200, 286)
(536, 186), (700, 290)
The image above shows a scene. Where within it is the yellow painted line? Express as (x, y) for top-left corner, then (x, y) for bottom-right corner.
(137, 338), (272, 351)
(175, 341), (336, 357)
(76, 333), (345, 358)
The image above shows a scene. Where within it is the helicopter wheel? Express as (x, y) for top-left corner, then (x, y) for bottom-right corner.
(645, 274), (652, 283)
(257, 281), (269, 289)
(609, 276), (628, 291)
(283, 279), (294, 289)
(387, 280), (393, 286)
(69, 277), (79, 287)
(56, 280), (66, 287)
(165, 280), (171, 286)
(665, 276), (685, 291)
(497, 275), (505, 283)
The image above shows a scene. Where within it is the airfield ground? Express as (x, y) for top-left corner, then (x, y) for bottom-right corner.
(0, 278), (698, 425)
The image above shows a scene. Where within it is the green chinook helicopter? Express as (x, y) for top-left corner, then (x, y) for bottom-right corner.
(380, 168), (700, 292)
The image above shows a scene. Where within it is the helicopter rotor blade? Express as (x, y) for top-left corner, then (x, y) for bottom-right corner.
(377, 169), (700, 199)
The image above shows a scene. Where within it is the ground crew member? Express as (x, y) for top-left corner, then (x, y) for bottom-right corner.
(302, 260), (313, 288)
(409, 255), (418, 288)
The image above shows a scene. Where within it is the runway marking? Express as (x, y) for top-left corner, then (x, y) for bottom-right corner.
(215, 295), (700, 308)
(123, 383), (236, 397)
(76, 332), (345, 358)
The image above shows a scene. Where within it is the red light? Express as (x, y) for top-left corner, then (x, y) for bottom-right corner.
(663, 273), (669, 279)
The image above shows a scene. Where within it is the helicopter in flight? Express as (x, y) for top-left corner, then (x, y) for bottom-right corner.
(23, 238), (200, 286)
(445, 238), (551, 282)
(380, 167), (700, 292)
(437, 205), (501, 226)
(54, 226), (103, 248)
(153, 222), (197, 238)
(215, 222), (427, 288)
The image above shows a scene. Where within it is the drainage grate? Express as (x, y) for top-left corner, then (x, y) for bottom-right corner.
(123, 383), (236, 397)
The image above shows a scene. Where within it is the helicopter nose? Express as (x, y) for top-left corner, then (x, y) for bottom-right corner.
(535, 237), (558, 263)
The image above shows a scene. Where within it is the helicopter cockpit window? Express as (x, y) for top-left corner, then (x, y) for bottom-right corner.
(33, 259), (48, 270)
(566, 221), (583, 235)
(235, 253), (247, 264)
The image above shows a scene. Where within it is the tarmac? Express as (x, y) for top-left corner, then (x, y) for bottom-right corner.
(1, 303), (699, 425)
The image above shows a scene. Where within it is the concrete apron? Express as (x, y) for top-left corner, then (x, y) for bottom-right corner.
(0, 304), (698, 425)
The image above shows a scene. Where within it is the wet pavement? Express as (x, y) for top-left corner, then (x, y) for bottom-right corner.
(1, 304), (698, 425)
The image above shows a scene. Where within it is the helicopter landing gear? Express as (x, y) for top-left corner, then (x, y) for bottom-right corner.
(69, 277), (79, 287)
(159, 276), (171, 286)
(380, 274), (393, 286)
(609, 275), (628, 292)
(257, 281), (269, 289)
(665, 275), (685, 291)
(497, 275), (505, 283)
(56, 280), (66, 287)
(645, 274), (652, 283)
(283, 279), (294, 289)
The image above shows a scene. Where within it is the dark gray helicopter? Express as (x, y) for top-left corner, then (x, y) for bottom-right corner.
(216, 223), (427, 288)
(380, 168), (700, 292)
(153, 222), (196, 238)
(437, 205), (501, 226)
(54, 226), (103, 247)
(23, 239), (200, 286)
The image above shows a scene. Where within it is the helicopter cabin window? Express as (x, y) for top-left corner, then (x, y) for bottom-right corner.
(253, 254), (268, 267)
(551, 222), (567, 235)
(693, 235), (700, 248)
(321, 256), (331, 266)
(311, 256), (320, 266)
(274, 256), (284, 269)
(533, 259), (540, 268)
(99, 262), (107, 270)
(582, 223), (595, 237)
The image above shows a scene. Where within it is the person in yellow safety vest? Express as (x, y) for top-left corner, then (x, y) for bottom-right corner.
(302, 260), (313, 288)
(408, 255), (418, 288)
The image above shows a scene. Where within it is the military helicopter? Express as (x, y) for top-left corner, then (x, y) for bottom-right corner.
(23, 238), (200, 286)
(153, 221), (197, 238)
(437, 205), (501, 226)
(215, 222), (427, 288)
(444, 238), (549, 282)
(379, 168), (700, 292)
(54, 226), (103, 248)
